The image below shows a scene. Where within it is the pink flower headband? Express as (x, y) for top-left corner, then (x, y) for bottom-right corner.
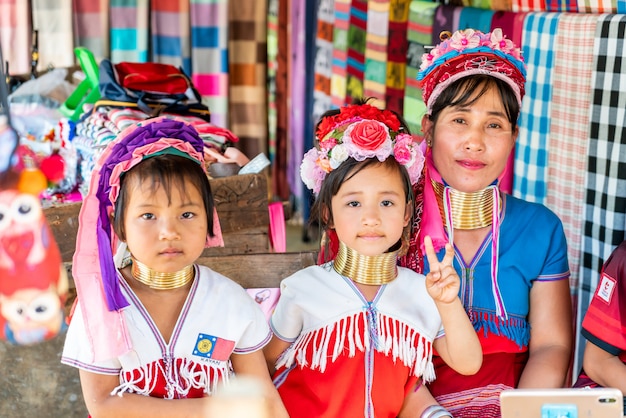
(418, 28), (526, 112)
(301, 104), (425, 195)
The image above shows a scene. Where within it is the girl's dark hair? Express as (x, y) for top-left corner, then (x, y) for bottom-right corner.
(113, 154), (215, 241)
(309, 97), (414, 232)
(428, 75), (520, 131)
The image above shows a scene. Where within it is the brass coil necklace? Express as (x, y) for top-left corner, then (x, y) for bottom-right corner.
(333, 241), (399, 285)
(131, 258), (195, 290)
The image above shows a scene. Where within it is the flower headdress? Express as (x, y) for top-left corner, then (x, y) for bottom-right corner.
(418, 28), (526, 113)
(300, 103), (425, 195)
(73, 116), (224, 361)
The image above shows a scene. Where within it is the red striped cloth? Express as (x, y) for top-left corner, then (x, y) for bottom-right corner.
(346, 0), (368, 103)
(330, 0), (351, 107)
(577, 0), (618, 13)
(385, 0), (410, 115)
(73, 0), (109, 61)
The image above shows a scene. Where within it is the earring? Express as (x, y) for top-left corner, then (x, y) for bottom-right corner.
(426, 137), (432, 147)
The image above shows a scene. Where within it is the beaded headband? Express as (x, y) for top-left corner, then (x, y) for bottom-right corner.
(301, 103), (425, 195)
(418, 28), (526, 112)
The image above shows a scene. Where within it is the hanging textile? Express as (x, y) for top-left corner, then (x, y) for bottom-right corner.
(490, 10), (526, 194)
(577, 12), (626, 376)
(267, 0), (279, 161)
(363, 0), (390, 108)
(151, 0), (191, 74)
(403, 1), (438, 135)
(512, 0), (547, 11)
(513, 13), (559, 204)
(0, 0), (30, 75)
(73, 0), (110, 61)
(458, 6), (494, 32)
(271, 0), (291, 201)
(312, 0), (335, 124)
(346, 0), (367, 103)
(545, 12), (598, 328)
(330, 0), (351, 107)
(31, 0), (74, 70)
(575, 0), (616, 13)
(109, 0), (149, 63)
(384, 0), (410, 115)
(190, 0), (229, 129)
(431, 4), (461, 39)
(288, 0), (306, 199)
(227, 0), (268, 158)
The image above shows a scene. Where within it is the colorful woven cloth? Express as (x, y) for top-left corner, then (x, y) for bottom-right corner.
(545, 13), (598, 324)
(227, 0), (267, 159)
(431, 4), (461, 40)
(512, 0), (547, 11)
(109, 0), (149, 62)
(577, 0), (619, 13)
(151, 0), (191, 73)
(346, 0), (368, 103)
(577, 12), (626, 376)
(190, 0), (229, 129)
(385, 0), (411, 115)
(0, 0), (31, 74)
(312, 0), (335, 126)
(73, 0), (109, 61)
(403, 1), (438, 134)
(32, 0), (75, 70)
(513, 13), (559, 204)
(331, 0), (351, 107)
(363, 0), (390, 108)
(458, 7), (494, 33)
(267, 0), (278, 161)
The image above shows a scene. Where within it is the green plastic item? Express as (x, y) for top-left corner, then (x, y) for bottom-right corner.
(59, 47), (101, 121)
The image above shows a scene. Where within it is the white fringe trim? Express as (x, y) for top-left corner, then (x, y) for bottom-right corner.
(111, 357), (231, 399)
(276, 312), (436, 382)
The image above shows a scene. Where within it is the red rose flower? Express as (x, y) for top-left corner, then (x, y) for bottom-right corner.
(348, 120), (389, 151)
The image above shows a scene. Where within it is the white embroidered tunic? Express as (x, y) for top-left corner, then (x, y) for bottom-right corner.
(62, 265), (270, 399)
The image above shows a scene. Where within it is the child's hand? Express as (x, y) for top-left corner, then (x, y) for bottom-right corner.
(424, 236), (460, 304)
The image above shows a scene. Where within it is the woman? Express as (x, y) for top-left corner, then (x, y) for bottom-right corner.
(400, 28), (572, 417)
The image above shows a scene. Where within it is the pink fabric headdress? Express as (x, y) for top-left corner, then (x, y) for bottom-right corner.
(418, 28), (526, 113)
(73, 116), (224, 361)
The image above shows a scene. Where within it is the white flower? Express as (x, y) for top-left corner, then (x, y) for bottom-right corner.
(329, 144), (349, 169)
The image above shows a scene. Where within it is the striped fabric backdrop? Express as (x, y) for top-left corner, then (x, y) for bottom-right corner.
(32, 0), (75, 70)
(513, 13), (559, 204)
(288, 0), (306, 198)
(227, 0), (268, 158)
(330, 0), (351, 107)
(109, 0), (149, 63)
(346, 0), (368, 103)
(312, 0), (335, 124)
(576, 12), (626, 375)
(545, 13), (598, 307)
(72, 0), (110, 61)
(512, 0), (547, 11)
(0, 0), (31, 75)
(363, 0), (390, 108)
(151, 0), (190, 73)
(576, 0), (619, 12)
(267, 0), (279, 161)
(190, 0), (229, 129)
(385, 0), (411, 115)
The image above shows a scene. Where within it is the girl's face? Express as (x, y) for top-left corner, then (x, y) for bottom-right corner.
(122, 176), (208, 274)
(422, 84), (517, 193)
(330, 163), (411, 257)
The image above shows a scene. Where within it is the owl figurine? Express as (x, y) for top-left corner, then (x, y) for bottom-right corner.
(0, 188), (68, 345)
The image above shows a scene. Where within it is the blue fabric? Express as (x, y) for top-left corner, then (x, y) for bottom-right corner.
(458, 7), (494, 33)
(424, 195), (570, 349)
(513, 13), (560, 204)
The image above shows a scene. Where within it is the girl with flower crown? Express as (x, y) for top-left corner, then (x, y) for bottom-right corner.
(263, 100), (482, 418)
(399, 29), (573, 417)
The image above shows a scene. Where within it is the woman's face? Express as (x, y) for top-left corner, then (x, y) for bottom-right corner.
(422, 84), (517, 193)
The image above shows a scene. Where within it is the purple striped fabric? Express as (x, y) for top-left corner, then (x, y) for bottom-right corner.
(289, 0), (306, 198)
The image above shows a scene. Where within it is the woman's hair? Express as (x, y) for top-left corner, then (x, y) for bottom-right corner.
(309, 157), (413, 231)
(428, 74), (520, 131)
(112, 154), (215, 241)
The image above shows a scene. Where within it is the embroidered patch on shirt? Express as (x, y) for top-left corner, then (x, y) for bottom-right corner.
(595, 273), (616, 304)
(193, 334), (235, 361)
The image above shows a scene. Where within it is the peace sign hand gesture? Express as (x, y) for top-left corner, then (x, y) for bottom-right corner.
(424, 235), (460, 305)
